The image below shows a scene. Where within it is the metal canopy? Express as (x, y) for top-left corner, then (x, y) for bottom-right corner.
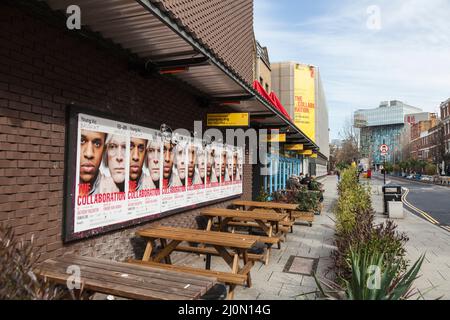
(44, 0), (318, 150)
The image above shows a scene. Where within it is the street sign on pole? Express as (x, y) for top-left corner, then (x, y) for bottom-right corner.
(381, 142), (388, 185)
(380, 144), (389, 155)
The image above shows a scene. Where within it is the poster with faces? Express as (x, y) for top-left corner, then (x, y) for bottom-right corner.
(186, 139), (206, 206)
(233, 148), (244, 194)
(127, 126), (161, 219)
(74, 113), (129, 233)
(160, 135), (188, 212)
(70, 113), (244, 239)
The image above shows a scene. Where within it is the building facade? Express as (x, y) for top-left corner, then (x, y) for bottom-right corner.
(271, 62), (330, 176)
(255, 41), (272, 93)
(354, 101), (422, 166)
(441, 99), (450, 154)
(1, 0), (318, 261)
(410, 114), (439, 160)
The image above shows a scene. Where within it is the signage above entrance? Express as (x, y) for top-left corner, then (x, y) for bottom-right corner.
(298, 150), (313, 156)
(285, 144), (304, 151)
(261, 133), (287, 143)
(207, 113), (249, 127)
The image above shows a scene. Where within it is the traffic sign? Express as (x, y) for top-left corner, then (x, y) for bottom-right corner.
(380, 144), (389, 154)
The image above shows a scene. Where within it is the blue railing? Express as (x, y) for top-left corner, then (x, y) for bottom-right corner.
(264, 155), (303, 195)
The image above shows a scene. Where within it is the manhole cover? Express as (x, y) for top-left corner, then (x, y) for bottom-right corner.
(283, 256), (319, 276)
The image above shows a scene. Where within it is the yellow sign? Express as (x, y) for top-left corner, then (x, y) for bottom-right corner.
(285, 144), (304, 151)
(294, 64), (315, 142)
(298, 150), (313, 156)
(262, 133), (286, 143)
(207, 113), (249, 127)
(310, 154), (318, 158)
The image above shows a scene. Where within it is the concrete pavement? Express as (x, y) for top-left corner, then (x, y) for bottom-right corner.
(368, 177), (450, 299)
(172, 176), (338, 300)
(167, 176), (450, 300)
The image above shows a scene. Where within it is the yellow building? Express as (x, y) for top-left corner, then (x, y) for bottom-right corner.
(272, 62), (330, 176)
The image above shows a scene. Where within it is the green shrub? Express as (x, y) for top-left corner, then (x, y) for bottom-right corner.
(272, 188), (319, 212)
(255, 186), (270, 202)
(333, 168), (409, 281)
(335, 168), (372, 234)
(315, 248), (426, 300)
(308, 180), (323, 191)
(0, 225), (63, 300)
(425, 164), (437, 176)
(295, 190), (320, 212)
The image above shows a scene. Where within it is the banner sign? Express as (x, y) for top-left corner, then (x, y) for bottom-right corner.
(298, 150), (313, 156)
(262, 133), (286, 143)
(207, 113), (249, 127)
(64, 111), (243, 242)
(285, 144), (304, 151)
(294, 64), (316, 142)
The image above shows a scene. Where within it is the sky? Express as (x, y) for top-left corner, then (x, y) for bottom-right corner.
(253, 0), (450, 140)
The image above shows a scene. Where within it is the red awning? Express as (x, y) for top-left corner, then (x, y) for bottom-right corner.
(269, 92), (291, 120)
(252, 80), (292, 121)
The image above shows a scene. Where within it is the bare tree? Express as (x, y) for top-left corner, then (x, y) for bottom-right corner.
(336, 117), (361, 166)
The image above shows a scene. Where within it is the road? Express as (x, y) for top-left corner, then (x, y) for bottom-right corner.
(374, 173), (450, 232)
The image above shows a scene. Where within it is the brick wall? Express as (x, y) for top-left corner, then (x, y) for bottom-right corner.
(0, 4), (252, 262)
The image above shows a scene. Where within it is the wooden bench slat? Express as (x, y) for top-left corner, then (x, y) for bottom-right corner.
(147, 225), (278, 243)
(128, 260), (247, 285)
(201, 208), (287, 221)
(137, 227), (256, 249)
(40, 259), (205, 298)
(225, 221), (290, 235)
(174, 245), (266, 263)
(55, 254), (214, 283)
(38, 263), (200, 300)
(232, 200), (298, 210)
(54, 255), (213, 290)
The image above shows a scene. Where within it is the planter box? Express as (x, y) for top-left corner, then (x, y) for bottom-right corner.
(388, 201), (404, 219)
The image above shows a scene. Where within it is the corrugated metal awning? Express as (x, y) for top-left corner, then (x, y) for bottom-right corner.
(44, 0), (318, 150)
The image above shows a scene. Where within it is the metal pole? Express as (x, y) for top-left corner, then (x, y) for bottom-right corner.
(383, 139), (386, 185)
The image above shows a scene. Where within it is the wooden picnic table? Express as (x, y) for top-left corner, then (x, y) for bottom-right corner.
(201, 207), (287, 237)
(232, 200), (314, 227)
(35, 254), (217, 300)
(200, 208), (287, 264)
(232, 200), (298, 213)
(133, 225), (257, 299)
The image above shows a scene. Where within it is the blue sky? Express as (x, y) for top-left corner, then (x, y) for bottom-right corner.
(254, 0), (450, 140)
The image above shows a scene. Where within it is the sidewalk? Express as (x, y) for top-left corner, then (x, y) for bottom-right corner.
(175, 176), (339, 300)
(367, 178), (450, 300)
(234, 176), (338, 299)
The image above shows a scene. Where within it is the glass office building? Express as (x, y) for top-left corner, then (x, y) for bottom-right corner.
(354, 101), (422, 166)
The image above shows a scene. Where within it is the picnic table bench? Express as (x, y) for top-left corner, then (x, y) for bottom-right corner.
(131, 226), (258, 299)
(232, 200), (314, 227)
(200, 207), (285, 257)
(35, 254), (217, 300)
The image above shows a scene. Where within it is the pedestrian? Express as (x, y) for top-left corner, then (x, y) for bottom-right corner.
(336, 170), (340, 182)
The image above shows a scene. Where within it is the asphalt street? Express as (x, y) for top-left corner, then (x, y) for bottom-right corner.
(374, 173), (450, 230)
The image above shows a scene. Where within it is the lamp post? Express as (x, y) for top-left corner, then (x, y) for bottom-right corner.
(383, 139), (386, 185)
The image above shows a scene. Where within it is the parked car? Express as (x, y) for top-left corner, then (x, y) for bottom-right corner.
(420, 175), (433, 182)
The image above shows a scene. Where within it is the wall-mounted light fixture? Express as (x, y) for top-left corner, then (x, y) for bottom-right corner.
(159, 67), (189, 75)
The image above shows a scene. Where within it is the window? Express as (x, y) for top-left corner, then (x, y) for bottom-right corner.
(265, 83), (269, 92)
(259, 77), (263, 86)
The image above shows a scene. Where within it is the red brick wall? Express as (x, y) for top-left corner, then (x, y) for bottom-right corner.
(0, 4), (252, 262)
